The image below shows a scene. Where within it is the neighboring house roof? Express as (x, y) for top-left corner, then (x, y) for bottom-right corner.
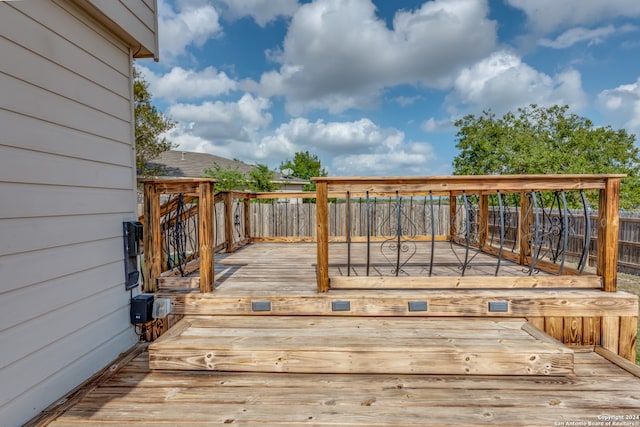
(146, 150), (309, 185)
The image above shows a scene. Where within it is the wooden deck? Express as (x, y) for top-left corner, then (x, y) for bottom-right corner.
(36, 345), (640, 426)
(149, 317), (575, 375)
(29, 242), (640, 426)
(159, 242), (603, 295)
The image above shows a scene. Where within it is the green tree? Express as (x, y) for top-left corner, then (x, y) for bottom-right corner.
(203, 164), (247, 191)
(134, 67), (176, 176)
(248, 164), (281, 192)
(279, 151), (328, 191)
(453, 104), (640, 209)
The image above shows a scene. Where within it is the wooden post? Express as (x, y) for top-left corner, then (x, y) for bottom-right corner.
(223, 191), (234, 253)
(597, 178), (621, 292)
(316, 181), (329, 293)
(448, 192), (456, 240)
(142, 182), (161, 293)
(243, 197), (251, 241)
(601, 316), (620, 355)
(619, 316), (638, 362)
(198, 182), (215, 293)
(519, 191), (532, 266)
(478, 193), (489, 249)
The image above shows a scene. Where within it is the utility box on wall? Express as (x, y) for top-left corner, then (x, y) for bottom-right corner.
(130, 294), (154, 324)
(123, 221), (143, 290)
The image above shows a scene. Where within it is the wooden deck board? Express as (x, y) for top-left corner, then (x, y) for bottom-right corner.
(32, 242), (640, 426)
(44, 351), (640, 427)
(149, 316), (573, 376)
(206, 242), (573, 294)
(164, 289), (638, 317)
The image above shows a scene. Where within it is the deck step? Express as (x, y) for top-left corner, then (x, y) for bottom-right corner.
(149, 316), (574, 375)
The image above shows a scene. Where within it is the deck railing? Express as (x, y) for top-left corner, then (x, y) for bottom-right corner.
(313, 175), (623, 293)
(139, 178), (216, 293)
(139, 175), (624, 295)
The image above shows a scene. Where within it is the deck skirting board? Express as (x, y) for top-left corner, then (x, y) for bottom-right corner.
(163, 290), (638, 318)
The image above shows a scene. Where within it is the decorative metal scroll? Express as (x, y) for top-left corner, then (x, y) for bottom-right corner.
(346, 193), (442, 277)
(233, 199), (244, 243)
(520, 190), (591, 275)
(450, 192), (485, 275)
(161, 193), (198, 276)
(488, 193), (520, 254)
(378, 194), (418, 276)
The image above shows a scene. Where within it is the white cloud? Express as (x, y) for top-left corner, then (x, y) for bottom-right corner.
(331, 143), (438, 176)
(447, 50), (587, 114)
(539, 24), (637, 49)
(258, 118), (403, 158)
(421, 117), (454, 133)
(166, 101), (439, 175)
(393, 95), (422, 107)
(506, 0), (640, 34)
(256, 118), (438, 175)
(158, 0), (222, 62)
(539, 26), (614, 49)
(165, 93), (272, 158)
(254, 0), (496, 114)
(137, 66), (237, 101)
(214, 0), (299, 26)
(597, 77), (640, 135)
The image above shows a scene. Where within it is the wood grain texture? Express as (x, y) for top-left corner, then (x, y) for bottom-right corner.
(563, 317), (583, 346)
(22, 344), (148, 427)
(35, 349), (640, 427)
(601, 316), (621, 355)
(598, 178), (621, 292)
(330, 275), (602, 290)
(315, 182), (329, 292)
(618, 316), (638, 362)
(142, 182), (161, 292)
(545, 317), (564, 342)
(582, 317), (601, 346)
(149, 317), (574, 376)
(165, 290), (638, 318)
(198, 182), (214, 293)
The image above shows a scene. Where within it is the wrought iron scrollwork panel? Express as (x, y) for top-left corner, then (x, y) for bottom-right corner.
(520, 190), (591, 275)
(373, 194), (421, 276)
(450, 192), (485, 275)
(233, 199), (244, 242)
(161, 193), (198, 276)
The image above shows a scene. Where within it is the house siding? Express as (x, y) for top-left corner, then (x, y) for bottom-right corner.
(79, 0), (159, 59)
(0, 1), (148, 425)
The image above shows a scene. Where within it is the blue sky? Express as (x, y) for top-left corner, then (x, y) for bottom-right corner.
(137, 0), (640, 177)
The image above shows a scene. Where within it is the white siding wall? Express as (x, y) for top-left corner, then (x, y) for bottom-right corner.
(82, 0), (159, 59)
(0, 1), (141, 425)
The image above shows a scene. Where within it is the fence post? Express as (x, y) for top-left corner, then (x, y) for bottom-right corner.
(244, 197), (251, 241)
(223, 191), (234, 252)
(316, 181), (330, 292)
(598, 177), (621, 292)
(198, 181), (215, 293)
(142, 181), (161, 293)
